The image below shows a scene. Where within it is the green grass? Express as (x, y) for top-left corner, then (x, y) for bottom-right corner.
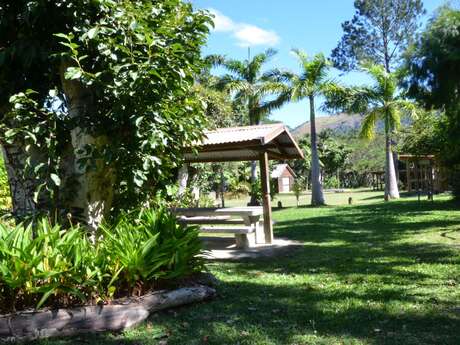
(34, 190), (460, 345)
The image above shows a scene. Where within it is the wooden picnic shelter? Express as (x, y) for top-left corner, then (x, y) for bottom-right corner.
(399, 154), (448, 194)
(182, 124), (303, 247)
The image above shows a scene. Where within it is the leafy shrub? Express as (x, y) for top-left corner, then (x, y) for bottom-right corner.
(100, 208), (204, 295)
(292, 181), (303, 207)
(0, 208), (204, 313)
(250, 179), (278, 204)
(227, 181), (250, 199)
(324, 176), (340, 189)
(0, 219), (102, 312)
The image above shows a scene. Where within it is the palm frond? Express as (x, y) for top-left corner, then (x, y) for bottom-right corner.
(323, 85), (377, 114)
(254, 90), (291, 119)
(361, 62), (397, 100)
(306, 53), (331, 85)
(387, 106), (401, 131)
(291, 48), (309, 70)
(257, 81), (290, 98)
(360, 108), (382, 140)
(204, 54), (225, 67)
(393, 99), (419, 120)
(221, 59), (247, 77)
(248, 49), (277, 79)
(262, 68), (296, 83)
(291, 82), (309, 102)
(216, 75), (251, 96)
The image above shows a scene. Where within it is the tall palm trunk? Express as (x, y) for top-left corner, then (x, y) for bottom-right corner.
(384, 130), (399, 201)
(309, 95), (325, 205)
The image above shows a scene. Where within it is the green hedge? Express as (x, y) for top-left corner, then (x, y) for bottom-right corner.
(0, 208), (204, 313)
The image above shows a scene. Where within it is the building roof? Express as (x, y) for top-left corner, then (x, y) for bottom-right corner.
(184, 123), (304, 163)
(271, 164), (296, 178)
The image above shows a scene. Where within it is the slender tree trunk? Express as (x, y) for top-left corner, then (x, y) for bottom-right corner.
(177, 164), (189, 197)
(384, 131), (399, 201)
(309, 95), (325, 206)
(60, 63), (114, 231)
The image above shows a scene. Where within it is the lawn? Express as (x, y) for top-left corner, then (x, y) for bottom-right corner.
(35, 190), (460, 345)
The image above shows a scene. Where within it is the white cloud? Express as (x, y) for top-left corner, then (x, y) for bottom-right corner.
(208, 8), (235, 32)
(208, 8), (280, 47)
(233, 24), (280, 47)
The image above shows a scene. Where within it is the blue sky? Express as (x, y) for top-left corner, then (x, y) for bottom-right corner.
(191, 0), (449, 129)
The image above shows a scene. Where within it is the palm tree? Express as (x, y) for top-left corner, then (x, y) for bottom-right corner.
(212, 49), (286, 204)
(327, 63), (418, 200)
(271, 50), (336, 205)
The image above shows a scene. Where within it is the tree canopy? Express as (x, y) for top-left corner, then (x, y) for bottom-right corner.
(0, 0), (211, 226)
(331, 0), (425, 72)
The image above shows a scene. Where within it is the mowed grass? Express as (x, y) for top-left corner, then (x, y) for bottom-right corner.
(35, 190), (460, 345)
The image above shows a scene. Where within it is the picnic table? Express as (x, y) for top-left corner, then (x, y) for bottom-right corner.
(172, 207), (265, 249)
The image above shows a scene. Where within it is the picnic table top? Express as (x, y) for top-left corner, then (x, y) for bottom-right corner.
(171, 206), (263, 217)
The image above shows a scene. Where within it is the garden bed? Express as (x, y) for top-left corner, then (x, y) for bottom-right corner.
(0, 282), (216, 342)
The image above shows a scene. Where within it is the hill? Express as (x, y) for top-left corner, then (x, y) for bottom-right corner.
(291, 113), (362, 138)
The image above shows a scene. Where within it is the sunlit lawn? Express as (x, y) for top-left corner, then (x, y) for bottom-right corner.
(35, 190), (460, 345)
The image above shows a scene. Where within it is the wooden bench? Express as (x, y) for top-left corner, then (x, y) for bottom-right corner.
(172, 207), (265, 249)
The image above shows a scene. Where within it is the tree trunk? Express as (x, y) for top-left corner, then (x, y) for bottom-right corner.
(60, 63), (114, 232)
(1, 144), (36, 221)
(384, 131), (399, 201)
(177, 164), (189, 196)
(309, 96), (325, 206)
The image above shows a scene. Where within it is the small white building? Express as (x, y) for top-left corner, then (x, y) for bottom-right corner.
(271, 164), (296, 193)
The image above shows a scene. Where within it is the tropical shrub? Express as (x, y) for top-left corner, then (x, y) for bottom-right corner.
(292, 180), (303, 207)
(100, 208), (204, 295)
(324, 176), (340, 189)
(0, 220), (102, 312)
(0, 208), (204, 313)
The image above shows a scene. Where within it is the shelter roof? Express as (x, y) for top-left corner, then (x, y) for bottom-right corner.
(184, 123), (303, 163)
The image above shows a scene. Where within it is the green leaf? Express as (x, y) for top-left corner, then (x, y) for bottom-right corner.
(87, 27), (99, 39)
(50, 173), (61, 187)
(64, 67), (82, 80)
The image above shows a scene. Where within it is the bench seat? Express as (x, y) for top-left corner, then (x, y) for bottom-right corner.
(172, 207), (265, 249)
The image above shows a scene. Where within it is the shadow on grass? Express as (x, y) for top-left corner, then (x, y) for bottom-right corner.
(274, 199), (460, 244)
(30, 198), (460, 345)
(33, 274), (459, 345)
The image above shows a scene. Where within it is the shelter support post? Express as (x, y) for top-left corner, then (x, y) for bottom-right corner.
(260, 152), (273, 244)
(406, 161), (410, 192)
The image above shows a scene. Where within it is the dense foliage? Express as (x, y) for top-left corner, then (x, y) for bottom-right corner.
(398, 111), (445, 156)
(293, 129), (385, 189)
(0, 0), (211, 226)
(403, 5), (460, 195)
(0, 208), (203, 313)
